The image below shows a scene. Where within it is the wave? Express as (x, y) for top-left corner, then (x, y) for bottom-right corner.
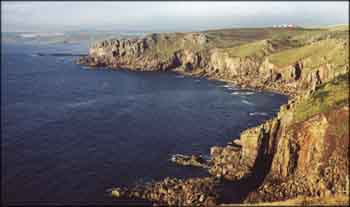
(222, 84), (236, 90)
(242, 92), (255, 95)
(36, 52), (87, 57)
(82, 66), (92, 70)
(241, 100), (254, 106)
(249, 112), (269, 116)
(19, 32), (64, 38)
(231, 91), (255, 96)
(66, 99), (96, 108)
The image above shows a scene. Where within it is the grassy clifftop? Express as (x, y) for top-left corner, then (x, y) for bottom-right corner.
(145, 25), (348, 59)
(268, 38), (348, 68)
(82, 25), (348, 95)
(293, 73), (349, 123)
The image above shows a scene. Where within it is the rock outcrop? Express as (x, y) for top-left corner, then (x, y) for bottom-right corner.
(208, 75), (349, 203)
(170, 154), (209, 168)
(244, 104), (349, 203)
(209, 117), (281, 181)
(77, 31), (349, 96)
(109, 177), (219, 206)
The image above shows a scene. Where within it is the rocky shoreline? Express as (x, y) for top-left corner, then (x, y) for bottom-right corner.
(109, 177), (220, 206)
(76, 27), (349, 206)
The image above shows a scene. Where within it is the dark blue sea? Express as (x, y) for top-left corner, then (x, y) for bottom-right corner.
(1, 42), (288, 204)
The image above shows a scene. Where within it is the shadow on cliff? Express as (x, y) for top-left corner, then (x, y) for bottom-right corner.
(216, 128), (278, 204)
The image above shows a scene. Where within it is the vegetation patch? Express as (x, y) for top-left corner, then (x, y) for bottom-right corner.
(218, 40), (270, 59)
(293, 73), (349, 123)
(268, 39), (348, 68)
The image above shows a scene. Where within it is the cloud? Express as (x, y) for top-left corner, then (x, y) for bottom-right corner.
(1, 1), (349, 32)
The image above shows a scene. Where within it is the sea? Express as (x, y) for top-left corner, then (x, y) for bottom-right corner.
(1, 41), (288, 204)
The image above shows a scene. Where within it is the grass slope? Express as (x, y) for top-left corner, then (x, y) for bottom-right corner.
(293, 73), (349, 123)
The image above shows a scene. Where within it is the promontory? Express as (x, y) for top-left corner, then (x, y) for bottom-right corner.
(77, 25), (349, 206)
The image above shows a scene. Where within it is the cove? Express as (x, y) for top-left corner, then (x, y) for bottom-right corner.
(1, 42), (288, 204)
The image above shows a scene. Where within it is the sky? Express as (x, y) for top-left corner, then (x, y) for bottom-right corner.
(1, 1), (349, 32)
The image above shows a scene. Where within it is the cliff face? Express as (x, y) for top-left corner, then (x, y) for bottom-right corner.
(209, 75), (349, 202)
(248, 74), (349, 202)
(208, 72), (349, 201)
(79, 33), (209, 71)
(77, 29), (349, 96)
(77, 27), (349, 205)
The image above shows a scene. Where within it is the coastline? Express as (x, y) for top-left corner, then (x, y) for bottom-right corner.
(173, 69), (293, 98)
(75, 26), (349, 206)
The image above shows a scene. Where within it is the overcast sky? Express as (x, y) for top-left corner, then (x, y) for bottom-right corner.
(1, 1), (349, 32)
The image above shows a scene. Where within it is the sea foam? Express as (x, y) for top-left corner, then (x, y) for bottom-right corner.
(242, 100), (254, 106)
(249, 112), (269, 116)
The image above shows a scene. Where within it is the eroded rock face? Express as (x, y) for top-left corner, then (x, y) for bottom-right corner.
(77, 33), (349, 96)
(209, 117), (281, 181)
(77, 33), (209, 72)
(183, 33), (209, 45)
(90, 38), (149, 58)
(292, 61), (302, 81)
(209, 51), (260, 79)
(208, 86), (349, 203)
(209, 145), (247, 180)
(245, 105), (349, 203)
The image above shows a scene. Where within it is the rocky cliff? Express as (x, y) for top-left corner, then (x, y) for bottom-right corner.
(78, 28), (349, 96)
(77, 26), (349, 206)
(209, 73), (349, 204)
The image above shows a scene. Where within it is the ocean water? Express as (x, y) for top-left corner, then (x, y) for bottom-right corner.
(1, 42), (288, 204)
